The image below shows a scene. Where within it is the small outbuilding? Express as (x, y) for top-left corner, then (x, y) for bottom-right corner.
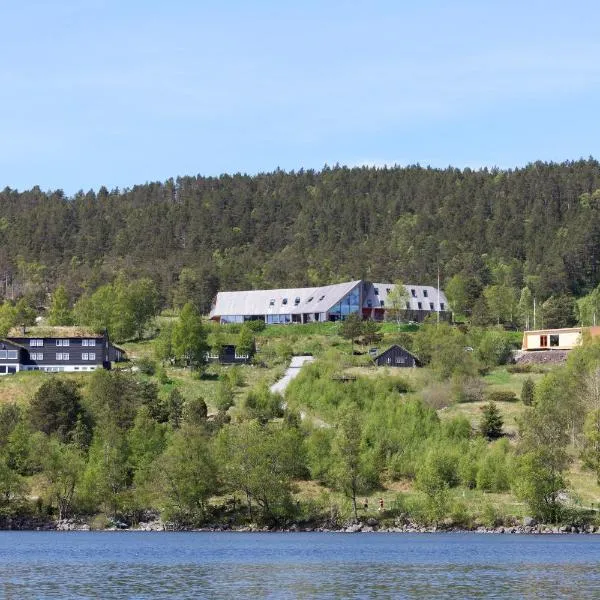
(373, 344), (421, 368)
(206, 344), (251, 365)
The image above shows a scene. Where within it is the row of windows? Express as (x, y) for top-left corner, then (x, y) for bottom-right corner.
(30, 339), (97, 347)
(269, 294), (326, 307)
(0, 350), (18, 359)
(32, 352), (98, 361)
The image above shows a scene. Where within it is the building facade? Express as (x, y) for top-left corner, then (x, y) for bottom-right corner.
(210, 280), (450, 325)
(521, 326), (600, 352)
(373, 345), (421, 368)
(0, 327), (126, 375)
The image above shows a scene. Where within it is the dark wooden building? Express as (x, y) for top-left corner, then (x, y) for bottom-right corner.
(206, 344), (251, 365)
(1, 326), (126, 375)
(373, 345), (421, 368)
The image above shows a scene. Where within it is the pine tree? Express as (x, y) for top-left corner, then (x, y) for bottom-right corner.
(479, 402), (503, 440)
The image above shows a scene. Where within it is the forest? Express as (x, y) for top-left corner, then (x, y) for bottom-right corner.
(2, 159), (600, 322)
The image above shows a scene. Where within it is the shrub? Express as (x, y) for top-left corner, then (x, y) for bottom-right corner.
(486, 390), (517, 403)
(453, 376), (486, 403)
(521, 378), (535, 406)
(136, 357), (156, 376)
(244, 320), (266, 332)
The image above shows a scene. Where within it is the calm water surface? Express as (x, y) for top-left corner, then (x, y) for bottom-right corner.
(0, 532), (599, 599)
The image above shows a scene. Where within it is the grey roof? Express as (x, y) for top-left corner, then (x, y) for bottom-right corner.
(210, 280), (361, 318)
(364, 283), (449, 311)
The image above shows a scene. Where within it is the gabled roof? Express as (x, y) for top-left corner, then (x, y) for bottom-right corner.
(365, 283), (449, 311)
(210, 280), (361, 318)
(7, 326), (103, 338)
(373, 344), (421, 365)
(0, 338), (28, 351)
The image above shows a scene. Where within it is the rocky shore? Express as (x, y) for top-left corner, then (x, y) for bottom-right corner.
(4, 516), (598, 534)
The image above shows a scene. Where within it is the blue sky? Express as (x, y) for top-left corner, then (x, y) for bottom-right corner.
(2, 0), (600, 194)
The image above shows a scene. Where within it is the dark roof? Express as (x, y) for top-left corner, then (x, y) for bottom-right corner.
(373, 344), (421, 365)
(0, 338), (28, 351)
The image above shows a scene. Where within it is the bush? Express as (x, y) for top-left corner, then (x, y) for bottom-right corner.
(136, 357), (156, 376)
(453, 376), (486, 403)
(486, 390), (517, 403)
(244, 320), (266, 332)
(521, 378), (535, 406)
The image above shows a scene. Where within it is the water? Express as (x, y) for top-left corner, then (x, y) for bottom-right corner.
(0, 532), (599, 599)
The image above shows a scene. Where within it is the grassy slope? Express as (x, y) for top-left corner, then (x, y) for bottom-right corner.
(4, 321), (600, 517)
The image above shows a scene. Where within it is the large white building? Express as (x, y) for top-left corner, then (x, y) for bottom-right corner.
(209, 280), (449, 324)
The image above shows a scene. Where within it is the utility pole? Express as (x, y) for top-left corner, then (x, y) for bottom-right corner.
(437, 265), (440, 326)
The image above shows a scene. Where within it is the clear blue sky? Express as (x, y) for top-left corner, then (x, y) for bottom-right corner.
(2, 0), (600, 194)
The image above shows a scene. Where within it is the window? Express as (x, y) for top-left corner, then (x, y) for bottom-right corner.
(429, 302), (434, 310)
(395, 356), (406, 364)
(380, 300), (385, 307)
(282, 298), (288, 305)
(294, 297), (301, 305)
(440, 302), (445, 311)
(550, 335), (559, 347)
(31, 352), (43, 361)
(269, 299), (275, 306)
(374, 288), (379, 295)
(82, 352), (96, 361)
(307, 297), (313, 303)
(235, 351), (249, 359)
(417, 302), (422, 310)
(56, 339), (70, 347)
(423, 290), (428, 298)
(540, 335), (548, 348)
(0, 350), (16, 360)
(411, 289), (416, 297)
(318, 295), (325, 302)
(367, 300), (373, 308)
(30, 339), (44, 347)
(82, 339), (96, 347)
(0, 351), (6, 359)
(56, 353), (70, 360)
(386, 288), (391, 294)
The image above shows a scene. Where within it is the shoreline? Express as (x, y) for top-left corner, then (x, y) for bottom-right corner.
(2, 518), (599, 535)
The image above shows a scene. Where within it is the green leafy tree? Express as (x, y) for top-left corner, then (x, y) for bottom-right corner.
(483, 284), (517, 325)
(0, 302), (17, 336)
(541, 295), (577, 329)
(29, 379), (87, 443)
(386, 281), (411, 324)
(183, 397), (208, 427)
(35, 437), (85, 520)
(236, 324), (255, 357)
(80, 429), (131, 517)
(330, 408), (371, 521)
(517, 287), (534, 329)
(48, 284), (73, 326)
(216, 421), (305, 522)
(172, 302), (208, 369)
(360, 319), (382, 347)
(157, 425), (218, 525)
(512, 449), (567, 523)
(581, 409), (600, 484)
(479, 402), (503, 440)
(13, 298), (36, 333)
(339, 312), (364, 355)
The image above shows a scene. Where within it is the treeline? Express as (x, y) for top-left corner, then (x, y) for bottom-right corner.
(2, 160), (600, 318)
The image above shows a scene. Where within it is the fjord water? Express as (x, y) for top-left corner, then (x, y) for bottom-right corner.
(1, 532), (599, 599)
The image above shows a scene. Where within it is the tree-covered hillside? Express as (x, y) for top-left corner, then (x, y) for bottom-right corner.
(2, 159), (600, 315)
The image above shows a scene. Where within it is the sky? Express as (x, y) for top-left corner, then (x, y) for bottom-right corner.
(1, 0), (600, 194)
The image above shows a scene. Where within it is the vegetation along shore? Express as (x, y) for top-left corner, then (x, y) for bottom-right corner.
(2, 162), (600, 532)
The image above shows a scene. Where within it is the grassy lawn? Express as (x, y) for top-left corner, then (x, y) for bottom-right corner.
(0, 371), (87, 406)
